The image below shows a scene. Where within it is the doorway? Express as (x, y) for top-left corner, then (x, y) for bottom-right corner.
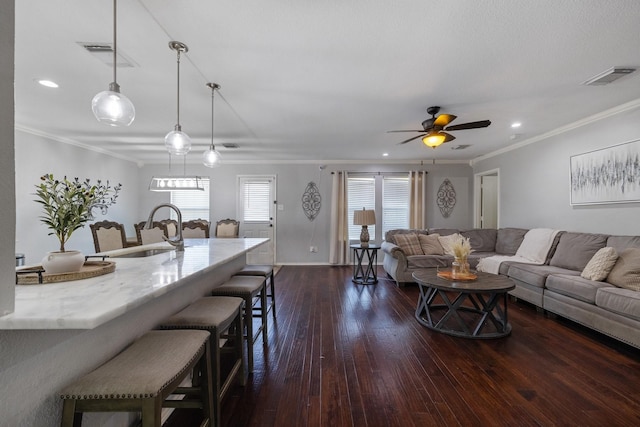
(237, 175), (276, 265)
(474, 169), (499, 229)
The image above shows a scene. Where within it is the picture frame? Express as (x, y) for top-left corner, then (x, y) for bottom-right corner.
(570, 138), (640, 205)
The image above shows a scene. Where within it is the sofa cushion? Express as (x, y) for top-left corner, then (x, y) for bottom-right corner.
(495, 228), (528, 255)
(394, 233), (423, 256)
(549, 232), (609, 271)
(607, 235), (640, 252)
(428, 228), (459, 236)
(407, 255), (451, 269)
(595, 287), (640, 322)
(606, 248), (640, 291)
(581, 247), (619, 281)
(508, 264), (579, 289)
(461, 229), (497, 252)
(438, 233), (462, 256)
(418, 234), (444, 255)
(515, 228), (560, 263)
(385, 229), (429, 245)
(545, 274), (613, 304)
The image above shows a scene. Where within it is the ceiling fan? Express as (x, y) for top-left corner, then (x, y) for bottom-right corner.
(388, 106), (491, 148)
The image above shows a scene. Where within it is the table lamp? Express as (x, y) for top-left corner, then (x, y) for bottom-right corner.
(353, 208), (376, 247)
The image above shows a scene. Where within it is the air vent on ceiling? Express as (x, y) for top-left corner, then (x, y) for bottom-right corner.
(451, 144), (471, 150)
(583, 67), (636, 86)
(222, 143), (239, 149)
(78, 42), (137, 67)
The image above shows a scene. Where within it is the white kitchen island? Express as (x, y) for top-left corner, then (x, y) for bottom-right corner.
(0, 237), (268, 426)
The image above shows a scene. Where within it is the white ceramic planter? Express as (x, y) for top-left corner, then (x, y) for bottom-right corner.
(41, 250), (85, 274)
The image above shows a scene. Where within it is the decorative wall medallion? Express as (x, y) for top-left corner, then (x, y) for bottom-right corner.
(302, 181), (321, 221)
(437, 178), (456, 218)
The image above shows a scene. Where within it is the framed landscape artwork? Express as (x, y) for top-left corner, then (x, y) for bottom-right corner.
(570, 138), (640, 205)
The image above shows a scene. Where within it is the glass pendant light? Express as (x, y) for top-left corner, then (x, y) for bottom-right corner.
(165, 41), (191, 155)
(203, 83), (222, 168)
(91, 0), (135, 126)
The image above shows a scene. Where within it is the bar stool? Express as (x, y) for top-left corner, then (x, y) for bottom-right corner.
(159, 296), (245, 427)
(59, 329), (213, 427)
(210, 275), (267, 373)
(235, 265), (276, 319)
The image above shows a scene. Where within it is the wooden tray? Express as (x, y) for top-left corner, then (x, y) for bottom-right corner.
(16, 261), (116, 285)
(437, 269), (478, 282)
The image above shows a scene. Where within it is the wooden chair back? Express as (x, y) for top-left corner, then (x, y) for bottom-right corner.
(134, 221), (169, 245)
(215, 219), (240, 238)
(90, 221), (127, 253)
(182, 220), (210, 238)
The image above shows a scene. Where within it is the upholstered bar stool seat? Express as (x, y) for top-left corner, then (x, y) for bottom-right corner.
(59, 329), (212, 427)
(235, 265), (276, 319)
(210, 275), (267, 373)
(159, 296), (245, 427)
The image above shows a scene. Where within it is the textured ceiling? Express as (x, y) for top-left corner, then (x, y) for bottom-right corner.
(14, 0), (640, 164)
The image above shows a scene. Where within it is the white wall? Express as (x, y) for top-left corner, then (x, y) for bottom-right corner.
(139, 161), (474, 264)
(472, 105), (640, 234)
(15, 131), (140, 264)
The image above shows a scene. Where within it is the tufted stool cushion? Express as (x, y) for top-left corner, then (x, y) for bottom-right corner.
(211, 275), (267, 373)
(160, 297), (245, 427)
(235, 265), (276, 318)
(59, 329), (212, 426)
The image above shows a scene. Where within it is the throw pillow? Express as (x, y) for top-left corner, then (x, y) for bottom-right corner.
(607, 248), (640, 291)
(394, 233), (423, 256)
(581, 247), (619, 281)
(418, 234), (444, 255)
(438, 233), (462, 256)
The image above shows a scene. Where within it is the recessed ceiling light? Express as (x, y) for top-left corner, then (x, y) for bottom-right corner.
(382, 152), (389, 157)
(511, 122), (521, 128)
(37, 79), (59, 88)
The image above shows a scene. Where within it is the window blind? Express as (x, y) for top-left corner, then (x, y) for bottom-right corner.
(348, 177), (375, 240)
(243, 180), (271, 222)
(382, 177), (409, 235)
(170, 178), (210, 221)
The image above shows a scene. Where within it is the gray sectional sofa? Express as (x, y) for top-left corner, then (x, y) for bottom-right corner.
(381, 228), (640, 349)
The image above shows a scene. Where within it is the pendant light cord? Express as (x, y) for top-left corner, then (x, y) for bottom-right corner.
(210, 86), (215, 150)
(112, 0), (117, 85)
(176, 49), (181, 127)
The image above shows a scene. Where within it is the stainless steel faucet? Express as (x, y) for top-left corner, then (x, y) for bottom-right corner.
(145, 203), (185, 251)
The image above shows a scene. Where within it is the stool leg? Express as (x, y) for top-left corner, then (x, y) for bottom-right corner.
(245, 296), (254, 373)
(235, 306), (247, 385)
(140, 398), (160, 427)
(261, 286), (268, 342)
(60, 399), (81, 427)
(201, 340), (215, 427)
(269, 271), (276, 319)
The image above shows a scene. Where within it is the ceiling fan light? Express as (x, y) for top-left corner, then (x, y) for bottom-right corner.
(422, 133), (446, 148)
(92, 85), (135, 126)
(165, 126), (192, 155)
(203, 147), (221, 168)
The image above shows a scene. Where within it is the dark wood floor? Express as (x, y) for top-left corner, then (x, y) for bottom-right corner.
(168, 265), (640, 427)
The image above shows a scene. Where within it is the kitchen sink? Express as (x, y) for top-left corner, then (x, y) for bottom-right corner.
(111, 248), (175, 258)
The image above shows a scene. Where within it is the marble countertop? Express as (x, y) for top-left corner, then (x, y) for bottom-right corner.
(0, 238), (268, 330)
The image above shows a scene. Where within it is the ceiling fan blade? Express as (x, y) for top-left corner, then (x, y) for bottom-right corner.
(445, 120), (491, 131)
(434, 114), (457, 127)
(397, 134), (426, 145)
(387, 130), (426, 133)
(443, 132), (456, 143)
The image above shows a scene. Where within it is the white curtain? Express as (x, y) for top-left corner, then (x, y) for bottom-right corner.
(329, 171), (350, 265)
(409, 171), (427, 229)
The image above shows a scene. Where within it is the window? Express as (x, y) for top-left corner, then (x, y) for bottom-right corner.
(348, 174), (410, 241)
(170, 178), (210, 221)
(382, 177), (409, 234)
(348, 177), (375, 240)
(241, 179), (271, 222)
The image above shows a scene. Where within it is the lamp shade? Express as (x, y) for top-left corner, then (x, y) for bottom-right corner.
(422, 132), (446, 148)
(165, 126), (192, 155)
(149, 176), (204, 191)
(91, 86), (135, 126)
(353, 209), (376, 226)
(203, 147), (221, 167)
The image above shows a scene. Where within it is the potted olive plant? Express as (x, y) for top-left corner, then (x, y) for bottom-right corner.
(34, 174), (122, 273)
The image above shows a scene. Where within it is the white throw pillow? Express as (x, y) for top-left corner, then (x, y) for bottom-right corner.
(515, 228), (559, 263)
(581, 247), (619, 281)
(438, 233), (462, 256)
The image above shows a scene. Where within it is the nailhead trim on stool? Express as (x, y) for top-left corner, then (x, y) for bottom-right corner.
(210, 275), (267, 373)
(59, 329), (213, 427)
(159, 296), (245, 427)
(235, 265), (276, 319)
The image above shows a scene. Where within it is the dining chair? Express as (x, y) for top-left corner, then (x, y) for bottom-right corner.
(134, 221), (169, 245)
(215, 219), (240, 238)
(183, 220), (210, 238)
(90, 221), (127, 253)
